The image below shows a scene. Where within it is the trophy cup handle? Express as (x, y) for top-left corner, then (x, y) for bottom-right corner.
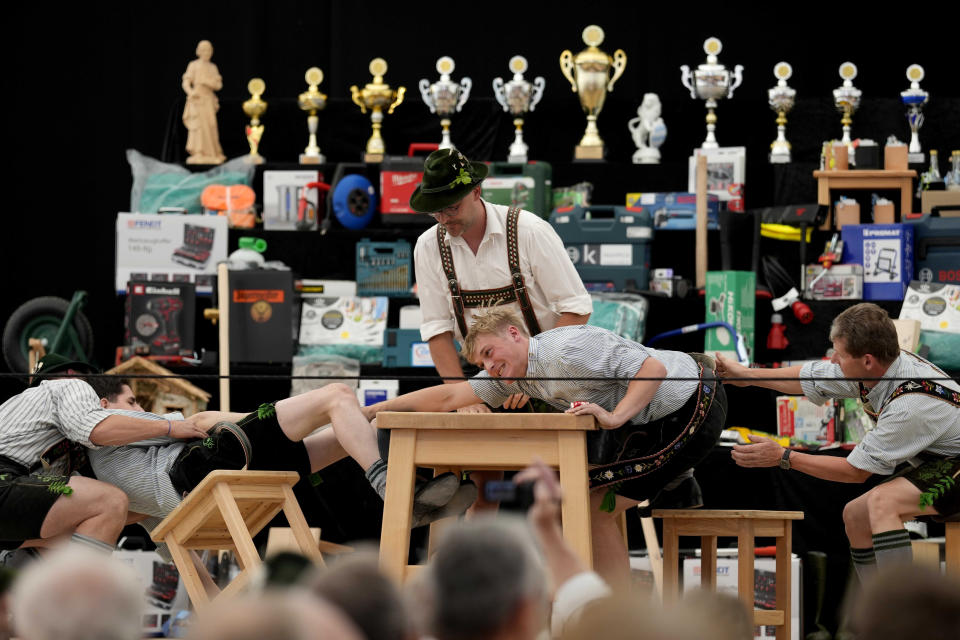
(492, 78), (509, 112)
(350, 86), (367, 113)
(388, 86), (406, 115)
(418, 79), (436, 114)
(559, 50), (577, 92)
(728, 64), (744, 98)
(607, 49), (627, 92)
(456, 77), (472, 112)
(529, 77), (546, 112)
(680, 66), (696, 99)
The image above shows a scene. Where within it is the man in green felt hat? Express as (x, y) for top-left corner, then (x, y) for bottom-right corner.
(409, 147), (593, 511)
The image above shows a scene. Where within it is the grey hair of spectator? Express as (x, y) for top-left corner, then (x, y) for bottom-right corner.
(308, 548), (412, 640)
(846, 564), (960, 640)
(426, 515), (548, 640)
(10, 547), (143, 640)
(186, 590), (363, 640)
(561, 594), (710, 640)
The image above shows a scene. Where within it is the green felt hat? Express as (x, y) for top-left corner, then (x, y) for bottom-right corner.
(408, 148), (488, 213)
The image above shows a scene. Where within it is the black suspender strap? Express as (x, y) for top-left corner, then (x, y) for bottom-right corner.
(506, 207), (542, 336)
(859, 379), (960, 424)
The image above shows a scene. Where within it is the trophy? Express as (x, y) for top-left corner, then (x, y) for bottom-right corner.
(297, 67), (327, 164)
(833, 62), (861, 164)
(627, 93), (666, 164)
(768, 62), (796, 164)
(680, 37), (743, 149)
(351, 58), (406, 162)
(492, 55), (545, 163)
(901, 64), (929, 162)
(559, 25), (626, 160)
(419, 56), (472, 150)
(242, 78), (267, 164)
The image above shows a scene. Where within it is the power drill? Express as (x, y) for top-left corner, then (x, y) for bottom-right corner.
(147, 297), (183, 354)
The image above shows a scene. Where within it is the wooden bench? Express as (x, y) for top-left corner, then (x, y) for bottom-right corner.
(655, 509), (804, 640)
(376, 411), (596, 582)
(150, 470), (323, 609)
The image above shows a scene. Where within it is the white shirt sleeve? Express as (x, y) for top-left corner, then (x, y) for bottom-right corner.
(847, 397), (951, 474)
(414, 227), (458, 342)
(48, 379), (114, 448)
(550, 571), (612, 638)
(799, 361), (858, 404)
(521, 215), (593, 317)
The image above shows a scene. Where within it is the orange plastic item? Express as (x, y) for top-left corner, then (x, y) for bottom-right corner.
(201, 184), (256, 211)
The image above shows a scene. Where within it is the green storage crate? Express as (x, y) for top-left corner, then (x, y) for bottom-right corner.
(705, 271), (756, 363)
(481, 161), (553, 218)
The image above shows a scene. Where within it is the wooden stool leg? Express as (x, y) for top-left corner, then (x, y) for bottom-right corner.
(213, 484), (261, 571)
(558, 432), (593, 568)
(637, 501), (663, 599)
(701, 535), (718, 589)
(736, 519), (755, 612)
(166, 538), (211, 610)
(662, 518), (679, 603)
(280, 485), (324, 565)
(379, 430), (417, 582)
(946, 522), (960, 575)
(776, 519), (792, 640)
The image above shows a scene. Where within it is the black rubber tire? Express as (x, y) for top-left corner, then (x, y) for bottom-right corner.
(2, 296), (95, 373)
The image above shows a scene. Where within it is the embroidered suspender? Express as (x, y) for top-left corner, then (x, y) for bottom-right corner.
(859, 379), (960, 424)
(437, 206), (543, 337)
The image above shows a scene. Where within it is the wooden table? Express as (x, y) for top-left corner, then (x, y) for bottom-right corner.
(813, 169), (916, 229)
(376, 411), (597, 582)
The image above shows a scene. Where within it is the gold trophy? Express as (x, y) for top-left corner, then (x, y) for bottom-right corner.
(298, 67), (327, 164)
(350, 58), (406, 163)
(833, 62), (861, 164)
(559, 25), (627, 160)
(242, 78), (267, 164)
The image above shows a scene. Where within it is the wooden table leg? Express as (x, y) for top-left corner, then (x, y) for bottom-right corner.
(662, 518), (679, 604)
(379, 429), (417, 582)
(557, 431), (593, 569)
(737, 519), (756, 612)
(776, 519), (792, 640)
(900, 178), (913, 219)
(701, 535), (718, 589)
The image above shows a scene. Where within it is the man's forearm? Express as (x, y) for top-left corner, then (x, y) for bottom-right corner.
(555, 312), (590, 328)
(364, 382), (482, 417)
(789, 451), (873, 483)
(89, 415), (173, 446)
(609, 358), (666, 426)
(737, 364), (805, 394)
(428, 333), (467, 384)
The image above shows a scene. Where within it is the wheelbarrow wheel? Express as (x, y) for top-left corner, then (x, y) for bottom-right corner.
(2, 296), (94, 373)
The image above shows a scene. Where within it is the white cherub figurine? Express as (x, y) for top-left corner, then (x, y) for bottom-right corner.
(628, 93), (667, 164)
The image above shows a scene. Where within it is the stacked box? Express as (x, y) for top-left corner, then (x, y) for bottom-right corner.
(705, 271), (755, 363)
(549, 205), (653, 291)
(482, 161), (553, 219)
(125, 281), (196, 357)
(625, 192), (720, 230)
(840, 224), (915, 300)
(776, 395), (837, 445)
(228, 269), (294, 363)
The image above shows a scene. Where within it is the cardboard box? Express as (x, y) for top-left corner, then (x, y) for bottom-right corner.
(841, 224), (915, 300)
(705, 271), (755, 362)
(625, 192), (720, 230)
(920, 191), (960, 216)
(835, 199), (860, 228)
(776, 395), (836, 444)
(228, 269), (294, 363)
(873, 200), (895, 224)
(299, 296), (388, 365)
(885, 145), (909, 170)
(115, 213), (228, 295)
(899, 281), (960, 334)
(803, 264), (863, 300)
(683, 554), (801, 640)
(891, 318), (922, 351)
(125, 281), (196, 357)
(263, 170), (322, 230)
(113, 549), (190, 635)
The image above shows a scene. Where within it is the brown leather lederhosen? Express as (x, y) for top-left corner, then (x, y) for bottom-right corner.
(437, 206), (542, 337)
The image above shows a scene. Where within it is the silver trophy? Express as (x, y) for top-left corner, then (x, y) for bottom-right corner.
(492, 55), (545, 163)
(628, 93), (667, 164)
(680, 37), (743, 149)
(901, 64), (928, 162)
(419, 56), (472, 150)
(768, 62), (796, 164)
(833, 62), (861, 164)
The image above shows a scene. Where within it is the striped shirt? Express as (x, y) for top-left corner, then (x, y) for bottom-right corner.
(86, 411), (185, 518)
(469, 325), (699, 424)
(801, 352), (960, 475)
(0, 379), (110, 467)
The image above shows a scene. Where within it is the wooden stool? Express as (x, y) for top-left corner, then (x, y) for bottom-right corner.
(655, 509), (804, 640)
(376, 411), (596, 582)
(150, 470), (323, 609)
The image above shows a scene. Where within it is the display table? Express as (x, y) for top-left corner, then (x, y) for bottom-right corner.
(375, 411), (596, 582)
(813, 169), (916, 228)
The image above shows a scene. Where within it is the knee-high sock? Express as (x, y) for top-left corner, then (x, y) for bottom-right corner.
(872, 529), (912, 568)
(364, 458), (388, 499)
(850, 546), (877, 582)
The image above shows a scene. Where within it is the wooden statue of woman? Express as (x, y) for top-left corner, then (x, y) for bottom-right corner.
(182, 40), (226, 164)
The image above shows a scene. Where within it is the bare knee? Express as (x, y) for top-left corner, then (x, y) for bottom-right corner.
(319, 383), (357, 410)
(865, 486), (898, 519)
